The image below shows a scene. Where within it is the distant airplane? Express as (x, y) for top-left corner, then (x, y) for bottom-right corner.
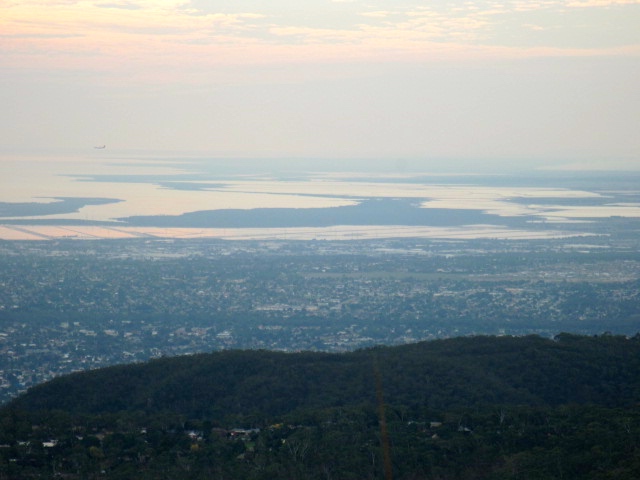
(94, 145), (106, 149)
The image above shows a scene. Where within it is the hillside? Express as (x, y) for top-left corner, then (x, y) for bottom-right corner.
(7, 333), (640, 416)
(1, 334), (640, 479)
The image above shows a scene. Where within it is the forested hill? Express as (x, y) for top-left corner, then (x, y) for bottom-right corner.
(6, 333), (640, 417)
(3, 334), (640, 480)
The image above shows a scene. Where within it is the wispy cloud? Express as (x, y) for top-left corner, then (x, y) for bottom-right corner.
(567, 0), (640, 6)
(360, 11), (394, 19)
(0, 32), (84, 39)
(1, 0), (638, 82)
(96, 2), (142, 10)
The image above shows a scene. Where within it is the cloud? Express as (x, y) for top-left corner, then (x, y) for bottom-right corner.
(268, 26), (358, 43)
(522, 23), (547, 31)
(1, 0), (639, 84)
(0, 33), (84, 39)
(0, 0), (269, 68)
(96, 2), (141, 10)
(360, 11), (393, 18)
(567, 0), (640, 6)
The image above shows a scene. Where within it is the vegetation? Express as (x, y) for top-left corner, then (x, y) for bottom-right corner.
(1, 334), (639, 479)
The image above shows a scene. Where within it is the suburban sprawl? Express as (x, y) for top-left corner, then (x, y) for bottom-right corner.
(1, 234), (639, 404)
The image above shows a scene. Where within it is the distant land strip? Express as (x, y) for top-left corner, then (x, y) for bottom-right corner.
(0, 224), (596, 241)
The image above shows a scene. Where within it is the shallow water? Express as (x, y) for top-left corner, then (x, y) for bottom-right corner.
(1, 153), (639, 240)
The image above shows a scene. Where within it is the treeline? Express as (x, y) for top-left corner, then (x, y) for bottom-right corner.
(1, 334), (640, 479)
(8, 333), (640, 416)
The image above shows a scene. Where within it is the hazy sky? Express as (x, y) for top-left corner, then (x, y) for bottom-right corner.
(1, 0), (639, 167)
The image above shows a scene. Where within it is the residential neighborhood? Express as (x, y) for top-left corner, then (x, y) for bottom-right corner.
(1, 237), (639, 403)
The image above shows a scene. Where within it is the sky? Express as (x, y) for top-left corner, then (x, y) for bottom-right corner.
(1, 0), (639, 168)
